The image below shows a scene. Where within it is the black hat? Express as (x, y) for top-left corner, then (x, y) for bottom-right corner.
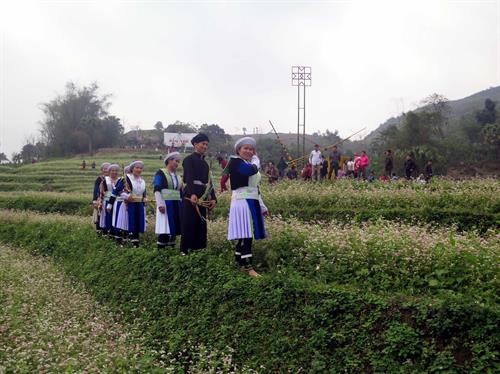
(191, 133), (210, 145)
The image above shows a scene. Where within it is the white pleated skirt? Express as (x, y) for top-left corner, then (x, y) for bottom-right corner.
(228, 199), (253, 240)
(115, 201), (129, 231)
(99, 205), (108, 228)
(155, 206), (171, 234)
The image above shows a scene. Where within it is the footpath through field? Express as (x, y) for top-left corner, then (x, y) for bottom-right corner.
(0, 245), (162, 372)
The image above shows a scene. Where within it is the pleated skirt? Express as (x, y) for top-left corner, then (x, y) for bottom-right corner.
(127, 202), (146, 233)
(99, 204), (112, 230)
(114, 201), (128, 231)
(99, 203), (109, 230)
(155, 200), (182, 235)
(228, 199), (266, 240)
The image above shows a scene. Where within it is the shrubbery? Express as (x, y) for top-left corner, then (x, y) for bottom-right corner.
(0, 211), (497, 372)
(1, 158), (498, 371)
(2, 177), (499, 231)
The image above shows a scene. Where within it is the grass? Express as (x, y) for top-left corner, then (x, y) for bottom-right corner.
(1, 177), (498, 230)
(0, 244), (161, 373)
(0, 210), (498, 372)
(0, 153), (498, 371)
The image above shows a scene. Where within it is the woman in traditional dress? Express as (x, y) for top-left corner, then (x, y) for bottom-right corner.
(107, 165), (130, 245)
(107, 161), (146, 247)
(125, 161), (147, 247)
(227, 137), (268, 277)
(93, 162), (110, 233)
(180, 133), (216, 255)
(154, 152), (182, 249)
(99, 163), (120, 236)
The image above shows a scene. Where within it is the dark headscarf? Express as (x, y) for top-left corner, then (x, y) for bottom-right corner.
(191, 133), (209, 145)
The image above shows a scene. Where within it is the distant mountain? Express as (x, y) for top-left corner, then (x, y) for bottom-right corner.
(363, 86), (500, 143)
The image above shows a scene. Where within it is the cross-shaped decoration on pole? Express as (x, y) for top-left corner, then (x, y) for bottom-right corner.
(292, 66), (312, 86)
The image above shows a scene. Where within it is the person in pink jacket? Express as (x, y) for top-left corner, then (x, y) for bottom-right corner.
(353, 153), (360, 178)
(359, 150), (370, 180)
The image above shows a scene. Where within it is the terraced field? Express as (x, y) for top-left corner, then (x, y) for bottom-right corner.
(0, 154), (498, 372)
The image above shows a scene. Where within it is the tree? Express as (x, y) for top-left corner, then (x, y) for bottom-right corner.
(154, 121), (164, 131)
(461, 119), (483, 144)
(154, 121), (164, 145)
(164, 121), (197, 133)
(39, 82), (120, 156)
(420, 93), (450, 115)
(372, 125), (400, 155)
(369, 94), (451, 175)
(11, 153), (22, 165)
(198, 123), (233, 153)
(198, 123), (229, 137)
(404, 112), (434, 147)
(419, 93), (450, 139)
(319, 129), (342, 145)
(78, 116), (100, 155)
(482, 123), (500, 147)
(0, 152), (9, 163)
(256, 138), (283, 164)
(98, 116), (124, 148)
(476, 99), (497, 126)
(20, 143), (39, 163)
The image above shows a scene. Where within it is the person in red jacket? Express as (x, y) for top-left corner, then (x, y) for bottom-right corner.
(359, 150), (370, 180)
(301, 163), (312, 181)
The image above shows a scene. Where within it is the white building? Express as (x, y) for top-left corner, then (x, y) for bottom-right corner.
(163, 133), (196, 150)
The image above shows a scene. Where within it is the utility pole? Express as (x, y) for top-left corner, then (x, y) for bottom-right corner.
(291, 66), (311, 159)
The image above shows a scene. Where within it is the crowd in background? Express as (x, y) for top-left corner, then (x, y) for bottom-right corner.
(218, 144), (434, 188)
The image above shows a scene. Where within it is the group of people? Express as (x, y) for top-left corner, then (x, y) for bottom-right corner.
(307, 145), (371, 181)
(92, 134), (268, 277)
(244, 145), (433, 184)
(260, 145), (371, 182)
(81, 160), (96, 170)
(382, 150), (433, 182)
(92, 160), (148, 248)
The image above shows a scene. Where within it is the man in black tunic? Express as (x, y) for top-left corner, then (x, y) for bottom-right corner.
(328, 145), (341, 180)
(404, 154), (417, 180)
(180, 133), (216, 254)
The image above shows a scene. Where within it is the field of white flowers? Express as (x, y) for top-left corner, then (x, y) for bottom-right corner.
(0, 245), (161, 372)
(0, 155), (498, 372)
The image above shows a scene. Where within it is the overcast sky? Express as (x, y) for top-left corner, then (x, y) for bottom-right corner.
(1, 0), (498, 158)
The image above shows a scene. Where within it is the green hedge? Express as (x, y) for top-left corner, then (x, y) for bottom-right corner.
(0, 213), (497, 372)
(0, 193), (91, 215)
(1, 191), (499, 231)
(214, 203), (500, 232)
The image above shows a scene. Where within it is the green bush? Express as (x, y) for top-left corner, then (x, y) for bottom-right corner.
(2, 188), (499, 231)
(0, 212), (497, 372)
(0, 193), (91, 215)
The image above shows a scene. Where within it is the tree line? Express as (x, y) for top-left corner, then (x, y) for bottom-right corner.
(6, 82), (500, 175)
(9, 82), (234, 163)
(367, 94), (499, 175)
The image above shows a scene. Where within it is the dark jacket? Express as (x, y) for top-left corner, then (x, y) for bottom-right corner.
(182, 152), (216, 200)
(229, 157), (259, 190)
(404, 159), (416, 172)
(384, 155), (393, 171)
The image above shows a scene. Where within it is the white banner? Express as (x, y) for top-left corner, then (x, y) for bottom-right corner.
(163, 133), (195, 148)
